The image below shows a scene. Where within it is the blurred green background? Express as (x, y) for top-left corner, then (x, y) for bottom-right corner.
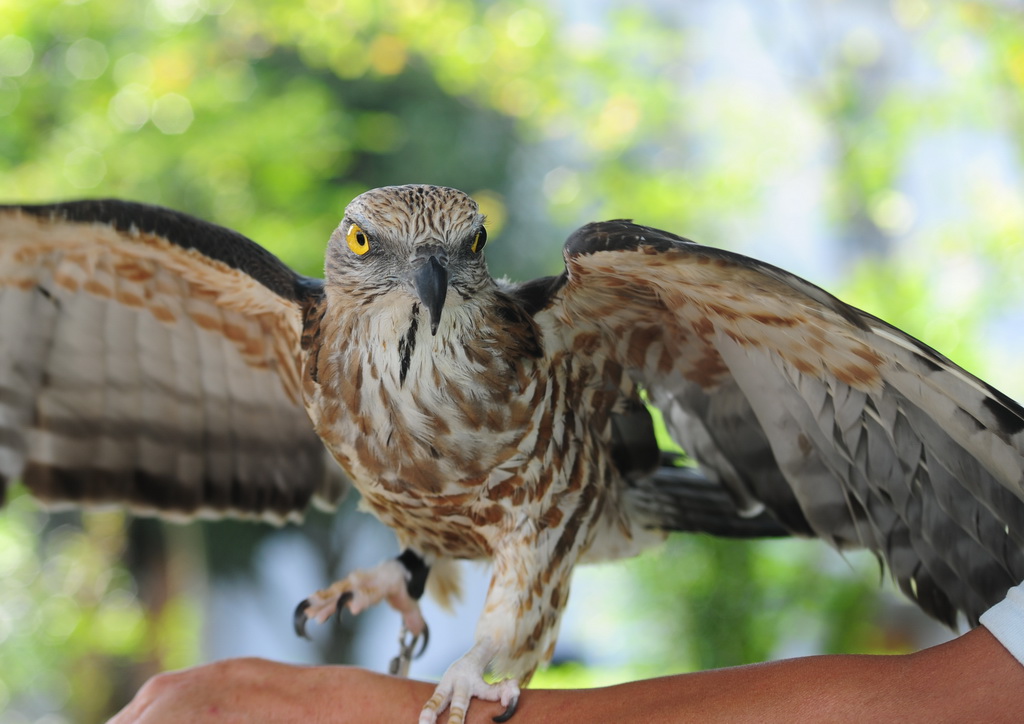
(3, 0), (1024, 721)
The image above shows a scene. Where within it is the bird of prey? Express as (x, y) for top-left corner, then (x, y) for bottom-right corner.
(3, 184), (1024, 722)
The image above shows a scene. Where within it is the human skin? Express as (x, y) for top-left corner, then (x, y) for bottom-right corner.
(107, 626), (1022, 724)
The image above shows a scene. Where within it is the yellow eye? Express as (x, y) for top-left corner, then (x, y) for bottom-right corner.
(471, 227), (487, 253)
(347, 223), (370, 255)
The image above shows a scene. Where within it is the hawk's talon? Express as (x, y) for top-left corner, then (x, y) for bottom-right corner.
(293, 590), (354, 639)
(492, 695), (519, 722)
(413, 621), (430, 659)
(389, 623), (431, 677)
(417, 641), (520, 724)
(293, 599), (312, 639)
(333, 590), (354, 621)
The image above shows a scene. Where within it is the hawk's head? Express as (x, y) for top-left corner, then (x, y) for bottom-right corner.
(326, 184), (491, 335)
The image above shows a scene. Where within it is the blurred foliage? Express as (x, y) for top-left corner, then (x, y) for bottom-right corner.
(0, 489), (201, 721)
(4, 0), (1024, 721)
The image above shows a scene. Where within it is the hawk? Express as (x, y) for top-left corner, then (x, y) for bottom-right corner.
(3, 185), (1024, 722)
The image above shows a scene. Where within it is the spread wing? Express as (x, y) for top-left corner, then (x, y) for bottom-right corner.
(0, 200), (345, 524)
(538, 219), (1024, 626)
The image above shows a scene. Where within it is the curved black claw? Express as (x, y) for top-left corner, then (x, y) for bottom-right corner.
(414, 621), (430, 659)
(493, 695), (519, 723)
(333, 591), (354, 622)
(293, 599), (312, 640)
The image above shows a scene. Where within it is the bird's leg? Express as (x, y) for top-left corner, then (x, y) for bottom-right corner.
(294, 548), (430, 669)
(418, 637), (520, 724)
(418, 540), (577, 724)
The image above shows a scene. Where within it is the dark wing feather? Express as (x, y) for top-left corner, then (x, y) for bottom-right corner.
(604, 392), (789, 539)
(632, 456), (791, 539)
(0, 200), (346, 524)
(543, 219), (1024, 626)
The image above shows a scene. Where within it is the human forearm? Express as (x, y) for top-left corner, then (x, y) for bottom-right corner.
(500, 627), (1022, 724)
(109, 627), (1024, 723)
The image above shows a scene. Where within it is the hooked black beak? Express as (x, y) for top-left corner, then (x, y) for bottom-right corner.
(413, 254), (448, 336)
